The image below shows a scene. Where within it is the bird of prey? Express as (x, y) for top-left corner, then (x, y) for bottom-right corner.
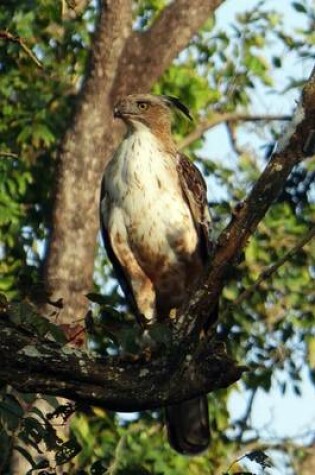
(100, 94), (213, 455)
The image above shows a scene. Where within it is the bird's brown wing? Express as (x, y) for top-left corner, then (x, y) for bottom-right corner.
(176, 152), (213, 261)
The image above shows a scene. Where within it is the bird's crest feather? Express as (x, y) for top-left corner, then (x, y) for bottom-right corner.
(161, 96), (193, 121)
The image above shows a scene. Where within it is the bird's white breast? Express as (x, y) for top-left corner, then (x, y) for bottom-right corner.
(102, 127), (198, 279)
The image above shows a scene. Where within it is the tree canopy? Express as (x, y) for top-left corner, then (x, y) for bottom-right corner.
(0, 0), (314, 474)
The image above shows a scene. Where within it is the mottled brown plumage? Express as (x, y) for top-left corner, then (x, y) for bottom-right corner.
(100, 94), (213, 454)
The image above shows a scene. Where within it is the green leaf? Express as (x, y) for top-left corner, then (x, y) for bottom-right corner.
(272, 56), (282, 68)
(55, 438), (82, 465)
(90, 460), (107, 475)
(246, 450), (272, 468)
(292, 2), (307, 13)
(31, 123), (55, 147)
(0, 394), (24, 431)
(148, 323), (172, 348)
(86, 292), (115, 306)
(244, 53), (268, 75)
(47, 322), (68, 344)
(21, 416), (46, 448)
(119, 327), (142, 354)
(0, 429), (11, 467)
(35, 459), (50, 470)
(17, 125), (33, 144)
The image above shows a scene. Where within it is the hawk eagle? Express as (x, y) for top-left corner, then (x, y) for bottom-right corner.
(100, 94), (212, 454)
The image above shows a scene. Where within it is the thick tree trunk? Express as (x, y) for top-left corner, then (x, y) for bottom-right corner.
(43, 0), (132, 323)
(43, 0), (225, 323)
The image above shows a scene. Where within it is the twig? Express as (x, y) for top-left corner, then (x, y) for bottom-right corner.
(226, 121), (245, 156)
(231, 226), (315, 308)
(105, 422), (144, 475)
(105, 433), (127, 475)
(222, 438), (304, 475)
(0, 30), (43, 69)
(179, 113), (291, 149)
(0, 151), (19, 159)
(235, 388), (258, 443)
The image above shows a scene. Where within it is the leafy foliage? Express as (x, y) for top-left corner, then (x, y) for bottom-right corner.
(0, 0), (314, 474)
(0, 0), (93, 299)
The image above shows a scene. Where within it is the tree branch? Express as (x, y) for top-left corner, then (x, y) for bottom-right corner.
(0, 30), (43, 69)
(0, 317), (244, 412)
(0, 151), (19, 159)
(234, 388), (258, 443)
(216, 435), (315, 475)
(114, 0), (225, 96)
(179, 113), (291, 150)
(223, 441), (295, 475)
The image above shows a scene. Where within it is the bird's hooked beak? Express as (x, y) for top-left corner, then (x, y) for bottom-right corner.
(113, 99), (132, 119)
(113, 105), (122, 119)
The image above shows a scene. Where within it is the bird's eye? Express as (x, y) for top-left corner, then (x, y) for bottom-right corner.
(137, 102), (148, 111)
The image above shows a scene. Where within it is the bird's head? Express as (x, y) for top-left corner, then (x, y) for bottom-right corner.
(113, 94), (192, 134)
